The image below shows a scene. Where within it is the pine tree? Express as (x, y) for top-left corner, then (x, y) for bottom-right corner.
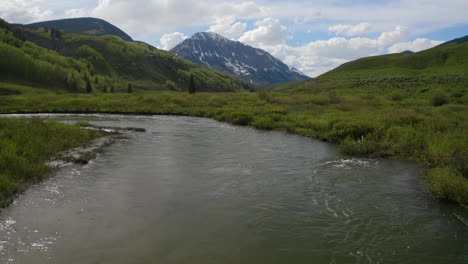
(110, 85), (115, 93)
(85, 75), (92, 93)
(127, 83), (133, 93)
(188, 74), (196, 94)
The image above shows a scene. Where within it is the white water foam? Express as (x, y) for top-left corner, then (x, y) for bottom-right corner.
(324, 158), (378, 169)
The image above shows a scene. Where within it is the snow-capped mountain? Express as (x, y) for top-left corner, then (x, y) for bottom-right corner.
(170, 32), (310, 84)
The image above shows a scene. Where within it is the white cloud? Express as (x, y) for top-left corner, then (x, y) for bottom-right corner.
(208, 17), (247, 37)
(258, 37), (382, 77)
(328, 22), (372, 36)
(377, 26), (410, 47)
(239, 19), (442, 77)
(160, 32), (187, 50)
(239, 18), (290, 46)
(388, 38), (444, 53)
(0, 0), (53, 23)
(266, 0), (468, 37)
(294, 11), (321, 24)
(92, 0), (268, 33)
(65, 8), (89, 18)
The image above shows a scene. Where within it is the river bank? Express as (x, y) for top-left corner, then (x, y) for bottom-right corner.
(0, 117), (149, 208)
(0, 92), (466, 205)
(0, 116), (151, 208)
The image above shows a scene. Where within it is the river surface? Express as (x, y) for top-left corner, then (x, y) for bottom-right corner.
(0, 114), (467, 264)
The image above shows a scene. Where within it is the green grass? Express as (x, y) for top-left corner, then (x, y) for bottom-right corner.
(0, 118), (103, 207)
(288, 41), (468, 95)
(1, 89), (466, 205)
(0, 80), (56, 95)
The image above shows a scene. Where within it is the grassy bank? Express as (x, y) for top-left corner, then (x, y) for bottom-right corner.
(0, 118), (103, 207)
(1, 91), (467, 205)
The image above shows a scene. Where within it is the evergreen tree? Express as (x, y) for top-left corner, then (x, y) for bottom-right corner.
(85, 75), (92, 93)
(188, 74), (196, 94)
(102, 85), (108, 93)
(110, 85), (115, 93)
(50, 28), (62, 40)
(127, 83), (133, 93)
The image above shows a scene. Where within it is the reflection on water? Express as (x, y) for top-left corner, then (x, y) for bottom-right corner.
(0, 114), (467, 264)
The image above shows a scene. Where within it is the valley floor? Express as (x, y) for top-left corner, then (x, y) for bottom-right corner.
(0, 90), (467, 206)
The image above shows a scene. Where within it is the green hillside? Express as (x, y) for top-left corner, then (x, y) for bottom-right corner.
(0, 18), (245, 94)
(289, 40), (468, 100)
(438, 35), (468, 47)
(17, 17), (133, 41)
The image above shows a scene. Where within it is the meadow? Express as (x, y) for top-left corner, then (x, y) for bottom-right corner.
(0, 87), (467, 205)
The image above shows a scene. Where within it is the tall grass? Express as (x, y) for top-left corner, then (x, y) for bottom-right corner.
(0, 118), (101, 207)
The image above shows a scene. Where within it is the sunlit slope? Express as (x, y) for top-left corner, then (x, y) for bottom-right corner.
(0, 18), (244, 93)
(289, 39), (468, 94)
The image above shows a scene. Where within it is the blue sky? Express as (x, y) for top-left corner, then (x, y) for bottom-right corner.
(1, 0), (467, 76)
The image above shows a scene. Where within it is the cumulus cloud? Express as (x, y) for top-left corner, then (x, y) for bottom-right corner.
(388, 38), (443, 53)
(208, 17), (247, 37)
(328, 22), (372, 36)
(0, 0), (53, 23)
(239, 18), (290, 46)
(239, 19), (434, 77)
(92, 0), (268, 33)
(160, 32), (188, 50)
(377, 26), (410, 47)
(257, 37), (381, 77)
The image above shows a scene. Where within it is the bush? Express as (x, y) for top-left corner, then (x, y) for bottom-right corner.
(257, 91), (271, 102)
(339, 135), (383, 156)
(252, 117), (275, 130)
(384, 126), (425, 155)
(328, 120), (374, 142)
(430, 90), (449, 106)
(221, 111), (254, 125)
(425, 167), (468, 205)
(389, 92), (404, 101)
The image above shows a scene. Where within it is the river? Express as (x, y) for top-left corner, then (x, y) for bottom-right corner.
(0, 114), (467, 263)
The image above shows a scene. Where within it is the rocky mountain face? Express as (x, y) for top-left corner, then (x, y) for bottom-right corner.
(171, 32), (309, 84)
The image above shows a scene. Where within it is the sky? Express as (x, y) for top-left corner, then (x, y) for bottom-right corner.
(1, 0), (468, 77)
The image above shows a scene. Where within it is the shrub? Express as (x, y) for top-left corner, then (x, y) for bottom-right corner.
(328, 92), (341, 104)
(221, 111), (254, 125)
(384, 126), (426, 155)
(339, 135), (383, 156)
(425, 167), (468, 205)
(328, 120), (374, 142)
(430, 90), (448, 106)
(252, 117), (275, 130)
(257, 91), (271, 102)
(389, 92), (404, 101)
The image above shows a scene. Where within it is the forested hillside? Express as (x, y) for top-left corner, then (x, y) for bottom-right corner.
(17, 17), (134, 41)
(0, 18), (245, 94)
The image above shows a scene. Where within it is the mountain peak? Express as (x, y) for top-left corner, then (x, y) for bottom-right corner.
(171, 32), (309, 84)
(192, 32), (227, 42)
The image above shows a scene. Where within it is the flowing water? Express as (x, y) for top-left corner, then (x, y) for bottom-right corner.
(0, 114), (466, 264)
